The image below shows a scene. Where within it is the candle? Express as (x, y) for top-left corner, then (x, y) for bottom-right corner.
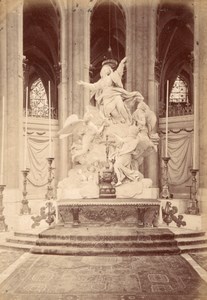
(48, 81), (52, 157)
(24, 87), (28, 170)
(193, 93), (197, 168)
(165, 80), (169, 157)
(1, 96), (5, 184)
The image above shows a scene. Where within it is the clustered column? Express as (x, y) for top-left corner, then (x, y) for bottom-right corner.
(127, 1), (159, 186)
(58, 1), (90, 177)
(58, 6), (69, 180)
(0, 0), (23, 189)
(198, 0), (207, 228)
(145, 0), (159, 187)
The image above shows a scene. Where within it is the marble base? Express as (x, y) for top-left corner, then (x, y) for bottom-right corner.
(57, 198), (160, 228)
(58, 179), (159, 200)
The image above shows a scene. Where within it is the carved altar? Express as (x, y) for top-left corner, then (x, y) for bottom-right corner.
(57, 198), (160, 228)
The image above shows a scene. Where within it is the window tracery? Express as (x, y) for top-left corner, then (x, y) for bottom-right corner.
(169, 76), (188, 103)
(29, 78), (49, 118)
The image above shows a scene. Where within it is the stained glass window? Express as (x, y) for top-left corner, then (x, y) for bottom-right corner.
(169, 76), (188, 103)
(29, 78), (49, 118)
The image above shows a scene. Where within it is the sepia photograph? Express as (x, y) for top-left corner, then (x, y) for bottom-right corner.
(0, 0), (207, 299)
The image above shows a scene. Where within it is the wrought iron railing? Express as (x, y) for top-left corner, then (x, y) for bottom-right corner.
(23, 107), (58, 119)
(159, 102), (193, 118)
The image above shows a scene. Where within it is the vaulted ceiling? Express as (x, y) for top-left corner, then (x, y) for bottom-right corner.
(156, 1), (194, 102)
(90, 0), (126, 82)
(23, 0), (60, 105)
(22, 0), (194, 106)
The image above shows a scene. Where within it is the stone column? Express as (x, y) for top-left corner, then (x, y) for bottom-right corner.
(5, 1), (24, 189)
(0, 1), (24, 229)
(197, 0), (207, 229)
(58, 6), (69, 180)
(0, 0), (7, 185)
(66, 0), (72, 117)
(126, 1), (147, 97)
(145, 0), (159, 187)
(83, 3), (91, 108)
(66, 1), (89, 171)
(125, 1), (136, 92)
(71, 2), (85, 117)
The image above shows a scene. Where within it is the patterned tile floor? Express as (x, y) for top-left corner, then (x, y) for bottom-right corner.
(0, 250), (23, 274)
(0, 251), (207, 300)
(190, 253), (207, 272)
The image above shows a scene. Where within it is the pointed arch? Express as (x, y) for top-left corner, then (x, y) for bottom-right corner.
(23, 0), (60, 116)
(156, 2), (194, 115)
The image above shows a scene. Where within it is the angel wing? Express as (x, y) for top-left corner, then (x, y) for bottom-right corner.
(85, 105), (106, 126)
(58, 114), (84, 139)
(116, 56), (127, 78)
(146, 110), (157, 134)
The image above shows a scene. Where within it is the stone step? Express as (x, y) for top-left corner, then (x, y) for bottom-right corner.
(179, 243), (207, 253)
(12, 230), (206, 242)
(38, 234), (175, 241)
(174, 231), (206, 238)
(38, 230), (176, 241)
(38, 231), (206, 242)
(6, 237), (37, 246)
(0, 240), (31, 252)
(35, 238), (178, 248)
(176, 236), (207, 246)
(2, 228), (207, 255)
(30, 245), (180, 256)
(14, 232), (40, 238)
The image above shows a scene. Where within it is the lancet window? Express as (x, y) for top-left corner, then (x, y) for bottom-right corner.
(29, 78), (49, 118)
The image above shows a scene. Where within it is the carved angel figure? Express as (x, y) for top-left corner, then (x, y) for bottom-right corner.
(132, 101), (156, 134)
(132, 101), (158, 154)
(110, 126), (143, 186)
(59, 108), (108, 163)
(77, 57), (144, 124)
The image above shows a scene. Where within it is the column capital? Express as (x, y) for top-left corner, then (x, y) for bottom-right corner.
(155, 58), (162, 82)
(54, 63), (61, 83)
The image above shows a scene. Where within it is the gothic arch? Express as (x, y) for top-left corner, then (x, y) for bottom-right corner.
(156, 2), (193, 108)
(23, 0), (60, 114)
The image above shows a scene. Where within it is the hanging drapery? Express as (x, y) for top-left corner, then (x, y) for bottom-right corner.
(27, 137), (50, 186)
(161, 131), (193, 185)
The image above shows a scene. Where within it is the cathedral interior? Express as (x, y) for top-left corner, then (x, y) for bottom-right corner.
(0, 0), (207, 298)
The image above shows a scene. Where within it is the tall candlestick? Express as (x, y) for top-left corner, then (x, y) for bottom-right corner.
(1, 96), (5, 184)
(48, 81), (52, 157)
(24, 87), (28, 170)
(193, 74), (198, 168)
(165, 80), (169, 157)
(192, 4), (199, 169)
(193, 110), (196, 169)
